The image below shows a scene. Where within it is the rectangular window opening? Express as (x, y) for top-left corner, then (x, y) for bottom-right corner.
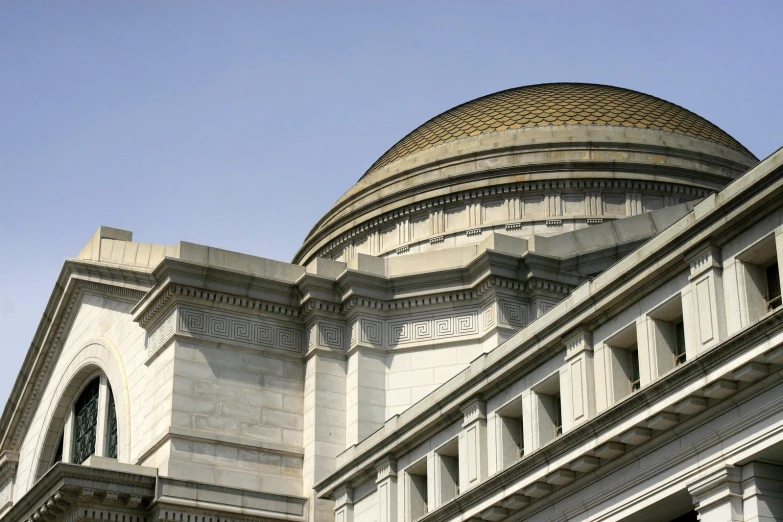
(605, 324), (640, 402)
(674, 320), (686, 366)
(532, 373), (562, 447)
(630, 349), (641, 392)
(766, 262), (781, 312)
(649, 295), (687, 377)
(434, 438), (459, 505)
(406, 457), (428, 521)
(738, 235), (780, 322)
(497, 398), (524, 469)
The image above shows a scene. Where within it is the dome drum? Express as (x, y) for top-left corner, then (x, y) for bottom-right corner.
(294, 84), (757, 266)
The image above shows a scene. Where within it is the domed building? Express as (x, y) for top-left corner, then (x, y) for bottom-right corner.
(2, 84), (782, 522)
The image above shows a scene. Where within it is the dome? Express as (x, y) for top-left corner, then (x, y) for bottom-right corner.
(364, 83), (753, 176)
(294, 83), (757, 266)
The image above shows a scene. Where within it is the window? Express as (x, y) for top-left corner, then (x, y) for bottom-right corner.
(105, 387), (118, 459)
(766, 262), (782, 312)
(497, 398), (524, 469)
(60, 375), (120, 466)
(72, 378), (100, 464)
(674, 321), (686, 366)
(649, 296), (687, 376)
(52, 434), (63, 466)
(532, 373), (562, 447)
(434, 439), (459, 506)
(630, 349), (641, 392)
(406, 457), (429, 521)
(553, 394), (563, 436)
(738, 235), (780, 322)
(605, 324), (640, 403)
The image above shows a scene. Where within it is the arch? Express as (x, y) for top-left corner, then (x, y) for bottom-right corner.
(30, 338), (131, 487)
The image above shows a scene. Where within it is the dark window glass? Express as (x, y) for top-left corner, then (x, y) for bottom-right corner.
(767, 262), (781, 311)
(52, 434), (63, 465)
(105, 386), (118, 459)
(630, 349), (641, 392)
(675, 321), (686, 365)
(72, 377), (100, 464)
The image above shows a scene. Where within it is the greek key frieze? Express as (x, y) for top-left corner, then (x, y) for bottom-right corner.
(178, 306), (302, 354)
(387, 310), (479, 346)
(146, 308), (176, 355)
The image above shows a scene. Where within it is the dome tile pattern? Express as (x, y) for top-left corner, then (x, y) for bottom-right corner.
(364, 83), (752, 176)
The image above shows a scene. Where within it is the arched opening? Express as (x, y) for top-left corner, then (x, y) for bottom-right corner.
(39, 372), (120, 475)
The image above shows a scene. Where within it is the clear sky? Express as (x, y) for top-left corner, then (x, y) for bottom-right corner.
(1, 1), (781, 407)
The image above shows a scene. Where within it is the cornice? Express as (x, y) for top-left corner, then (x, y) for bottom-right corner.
(5, 462), (156, 522)
(136, 248), (580, 328)
(135, 282), (301, 329)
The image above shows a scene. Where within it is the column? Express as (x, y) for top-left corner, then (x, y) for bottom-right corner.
(61, 407), (74, 464)
(458, 398), (488, 493)
(376, 456), (398, 522)
(93, 375), (110, 457)
(561, 328), (595, 432)
(688, 466), (744, 522)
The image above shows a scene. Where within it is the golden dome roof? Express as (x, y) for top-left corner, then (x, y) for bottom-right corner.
(364, 83), (753, 176)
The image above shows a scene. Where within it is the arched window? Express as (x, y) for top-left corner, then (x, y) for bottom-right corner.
(105, 386), (118, 459)
(56, 375), (120, 465)
(72, 377), (100, 464)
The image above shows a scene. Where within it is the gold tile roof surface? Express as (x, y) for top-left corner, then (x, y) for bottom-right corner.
(364, 83), (752, 177)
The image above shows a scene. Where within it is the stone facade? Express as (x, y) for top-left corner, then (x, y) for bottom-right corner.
(2, 83), (782, 522)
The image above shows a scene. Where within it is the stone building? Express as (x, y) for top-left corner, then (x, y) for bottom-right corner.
(1, 83), (782, 522)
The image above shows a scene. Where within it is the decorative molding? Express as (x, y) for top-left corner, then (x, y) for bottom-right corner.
(178, 305), (302, 354)
(395, 245), (410, 255)
(388, 310), (478, 346)
(505, 222), (523, 231)
(319, 322), (344, 350)
(466, 228), (482, 237)
(316, 179), (706, 261)
(429, 235), (445, 244)
(482, 303), (496, 332)
(301, 299), (342, 317)
(138, 284), (300, 328)
(689, 245), (722, 279)
(375, 456), (397, 482)
(461, 398), (486, 426)
(146, 308), (176, 356)
(587, 218), (603, 225)
(497, 298), (528, 328)
(564, 328), (593, 360)
(546, 219), (563, 227)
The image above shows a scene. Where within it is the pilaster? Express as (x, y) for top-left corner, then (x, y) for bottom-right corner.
(741, 462), (783, 522)
(686, 245), (727, 355)
(333, 485), (354, 522)
(689, 466), (744, 522)
(376, 456), (398, 522)
(562, 328), (595, 431)
(458, 398), (487, 493)
(0, 452), (19, 514)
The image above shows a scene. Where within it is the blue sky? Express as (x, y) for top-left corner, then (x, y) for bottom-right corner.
(1, 1), (781, 407)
